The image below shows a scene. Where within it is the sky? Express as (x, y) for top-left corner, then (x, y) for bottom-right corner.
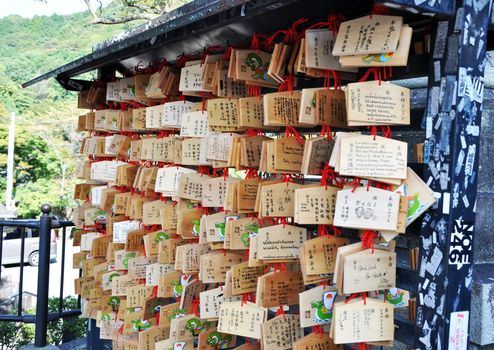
(0, 0), (112, 19)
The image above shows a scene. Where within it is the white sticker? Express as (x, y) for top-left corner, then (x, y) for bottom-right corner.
(442, 192), (450, 214)
(448, 311), (469, 350)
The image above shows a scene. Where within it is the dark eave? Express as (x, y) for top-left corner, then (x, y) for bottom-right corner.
(22, 0), (459, 90)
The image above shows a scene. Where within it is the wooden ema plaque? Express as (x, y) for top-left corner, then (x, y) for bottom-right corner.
(346, 81), (410, 125)
(333, 15), (403, 56)
(262, 314), (303, 350)
(217, 301), (267, 339)
(332, 298), (394, 344)
(301, 235), (349, 276)
(256, 271), (305, 308)
(333, 187), (400, 231)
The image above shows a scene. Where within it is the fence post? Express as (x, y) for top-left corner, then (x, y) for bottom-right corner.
(34, 204), (52, 347)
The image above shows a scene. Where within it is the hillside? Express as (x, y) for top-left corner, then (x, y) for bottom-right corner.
(0, 6), (131, 218)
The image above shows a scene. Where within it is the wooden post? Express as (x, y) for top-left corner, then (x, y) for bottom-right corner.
(415, 1), (492, 348)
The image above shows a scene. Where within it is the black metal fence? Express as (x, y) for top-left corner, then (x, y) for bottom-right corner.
(0, 204), (80, 348)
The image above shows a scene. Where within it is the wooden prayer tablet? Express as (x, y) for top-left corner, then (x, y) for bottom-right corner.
(346, 81), (410, 126)
(207, 98), (239, 130)
(299, 285), (338, 328)
(179, 61), (212, 95)
(402, 167), (436, 226)
(256, 224), (307, 261)
(293, 332), (340, 350)
(315, 89), (347, 127)
(273, 137), (305, 172)
(262, 314), (303, 350)
(294, 185), (339, 225)
(333, 187), (400, 231)
(340, 25), (412, 67)
(263, 91), (302, 126)
(338, 135), (408, 179)
(180, 111), (209, 137)
(301, 235), (349, 276)
(259, 181), (302, 218)
(199, 287), (242, 320)
(305, 29), (357, 72)
(235, 50), (280, 87)
(217, 301), (267, 339)
(333, 15), (403, 56)
(256, 271), (305, 308)
(342, 248), (396, 293)
(332, 297), (394, 344)
(155, 166), (196, 196)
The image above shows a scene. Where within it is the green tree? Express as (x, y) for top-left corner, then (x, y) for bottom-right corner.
(82, 0), (191, 24)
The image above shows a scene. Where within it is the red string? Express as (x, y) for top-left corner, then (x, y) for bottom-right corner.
(368, 126), (378, 140)
(191, 298), (200, 317)
(198, 166), (211, 176)
(275, 306), (286, 317)
(361, 230), (378, 253)
(380, 125), (393, 138)
(318, 224), (329, 237)
(323, 69), (340, 89)
(284, 126), (304, 145)
(320, 125), (334, 141)
(312, 325), (325, 338)
(247, 85), (262, 97)
(327, 14), (345, 35)
(278, 74), (295, 92)
(351, 177), (362, 192)
(370, 4), (390, 17)
(245, 168), (259, 179)
(359, 67), (381, 85)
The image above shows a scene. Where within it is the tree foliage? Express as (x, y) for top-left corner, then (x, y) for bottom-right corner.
(82, 0), (191, 24)
(0, 5), (127, 218)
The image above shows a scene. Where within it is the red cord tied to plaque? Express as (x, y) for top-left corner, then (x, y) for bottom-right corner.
(380, 125), (393, 138)
(275, 217), (289, 228)
(281, 174), (304, 187)
(248, 85), (262, 97)
(241, 292), (255, 306)
(198, 165), (211, 176)
(284, 126), (304, 145)
(250, 31), (270, 51)
(370, 3), (390, 17)
(312, 325), (325, 338)
(199, 91), (211, 112)
(244, 249), (250, 262)
(320, 162), (332, 189)
(324, 69), (341, 90)
(328, 14), (345, 35)
(320, 124), (334, 141)
(318, 224), (330, 237)
(350, 177), (362, 192)
(345, 292), (367, 305)
(353, 343), (373, 350)
(191, 298), (200, 317)
(175, 53), (195, 69)
(368, 125), (378, 140)
(275, 305), (286, 318)
(223, 45), (235, 61)
(154, 309), (161, 328)
(278, 74), (295, 93)
(245, 168), (259, 179)
(361, 230), (378, 253)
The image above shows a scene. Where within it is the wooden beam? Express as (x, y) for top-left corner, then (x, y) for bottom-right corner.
(415, 0), (492, 348)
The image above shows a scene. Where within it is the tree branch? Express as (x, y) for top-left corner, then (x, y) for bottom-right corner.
(82, 0), (156, 24)
(122, 0), (162, 15)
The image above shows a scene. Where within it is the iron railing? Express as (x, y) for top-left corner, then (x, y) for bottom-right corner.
(0, 204), (80, 348)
